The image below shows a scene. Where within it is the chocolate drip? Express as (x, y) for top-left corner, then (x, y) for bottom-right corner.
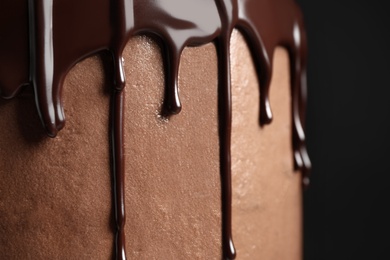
(235, 0), (311, 186)
(110, 90), (126, 260)
(110, 0), (132, 93)
(0, 0), (310, 258)
(289, 19), (312, 188)
(215, 1), (238, 258)
(28, 0), (57, 136)
(109, 1), (131, 259)
(132, 0), (221, 116)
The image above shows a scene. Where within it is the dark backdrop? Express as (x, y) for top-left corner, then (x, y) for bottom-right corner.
(295, 0), (390, 259)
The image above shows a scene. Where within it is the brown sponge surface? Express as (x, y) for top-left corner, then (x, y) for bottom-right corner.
(0, 31), (301, 259)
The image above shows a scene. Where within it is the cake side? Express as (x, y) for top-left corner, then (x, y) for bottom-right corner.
(231, 31), (302, 259)
(122, 36), (222, 259)
(0, 0), (309, 258)
(0, 56), (113, 259)
(0, 32), (302, 259)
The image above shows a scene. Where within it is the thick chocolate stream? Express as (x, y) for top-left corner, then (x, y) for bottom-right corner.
(0, 0), (310, 259)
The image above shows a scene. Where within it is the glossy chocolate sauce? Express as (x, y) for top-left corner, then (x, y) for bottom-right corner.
(0, 0), (310, 259)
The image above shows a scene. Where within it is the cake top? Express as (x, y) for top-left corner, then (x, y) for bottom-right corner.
(0, 1), (310, 259)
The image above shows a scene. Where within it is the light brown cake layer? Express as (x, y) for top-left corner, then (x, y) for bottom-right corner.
(122, 36), (222, 259)
(0, 30), (301, 259)
(231, 31), (302, 260)
(0, 56), (113, 259)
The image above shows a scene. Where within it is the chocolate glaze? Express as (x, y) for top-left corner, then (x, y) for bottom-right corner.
(110, 90), (126, 259)
(0, 0), (310, 259)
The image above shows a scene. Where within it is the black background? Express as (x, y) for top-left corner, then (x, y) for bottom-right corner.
(296, 0), (390, 259)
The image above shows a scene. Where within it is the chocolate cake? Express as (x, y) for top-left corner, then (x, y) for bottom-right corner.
(0, 0), (311, 259)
